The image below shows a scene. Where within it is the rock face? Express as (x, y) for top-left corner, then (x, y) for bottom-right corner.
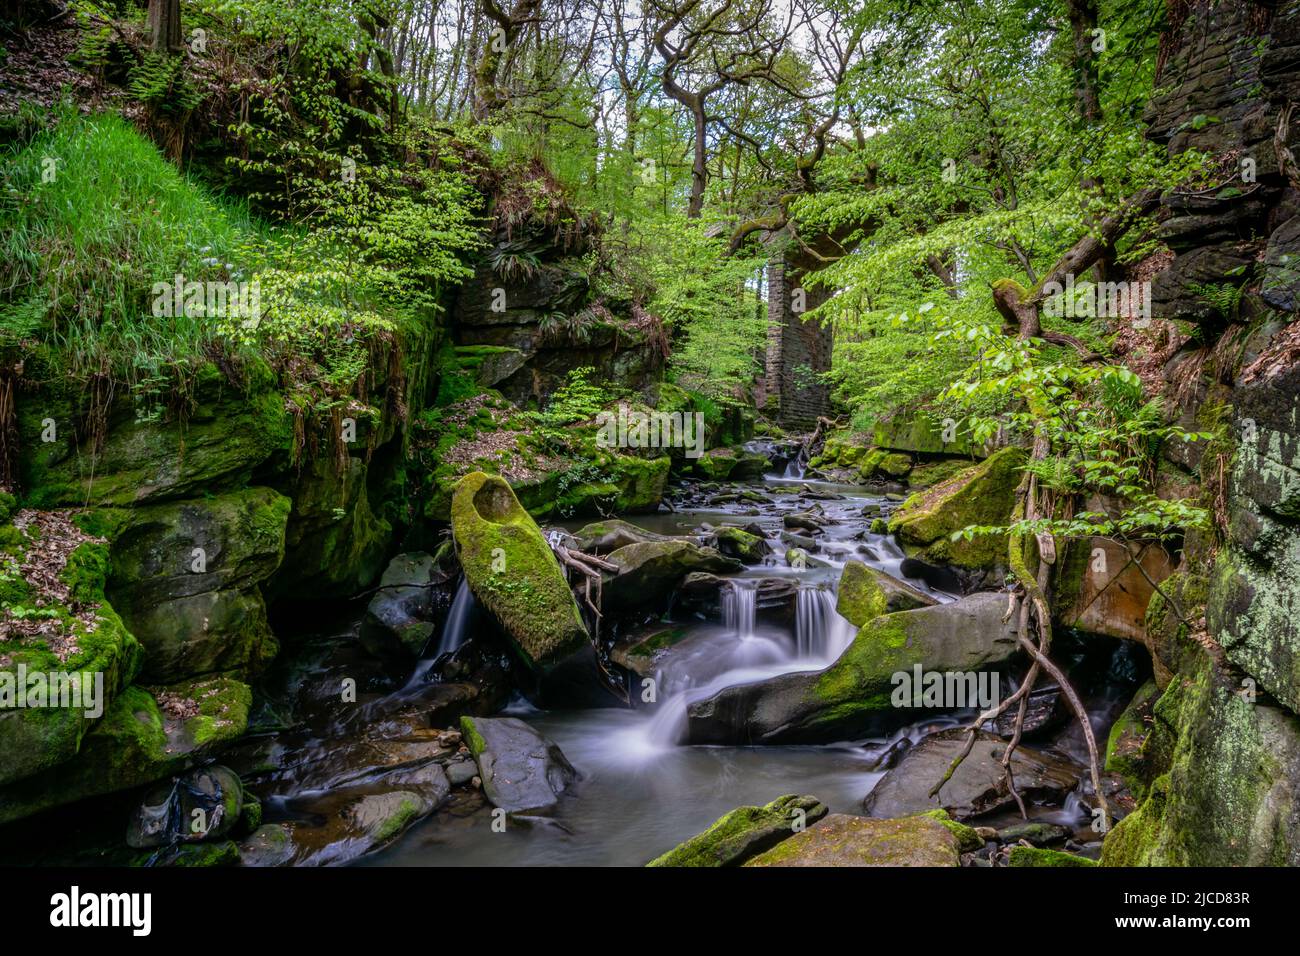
(744, 813), (962, 867)
(836, 560), (935, 626)
(1054, 534), (1175, 644)
(889, 447), (1026, 572)
(103, 486), (291, 682)
(460, 716), (578, 814)
(18, 360), (292, 508)
(450, 472), (589, 672)
(862, 729), (1080, 820)
(647, 794), (828, 867)
(686, 592), (1021, 744)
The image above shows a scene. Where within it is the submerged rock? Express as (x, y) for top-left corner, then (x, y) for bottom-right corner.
(647, 794), (828, 867)
(459, 716), (578, 814)
(744, 813), (962, 867)
(862, 729), (1079, 820)
(711, 526), (769, 564)
(450, 472), (589, 673)
(686, 592), (1021, 744)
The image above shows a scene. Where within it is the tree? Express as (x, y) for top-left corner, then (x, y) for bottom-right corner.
(147, 0), (182, 54)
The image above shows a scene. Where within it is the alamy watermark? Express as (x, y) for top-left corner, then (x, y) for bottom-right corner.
(151, 274), (261, 328)
(595, 404), (706, 459)
(1041, 275), (1151, 327)
(0, 665), (104, 718)
(891, 665), (999, 709)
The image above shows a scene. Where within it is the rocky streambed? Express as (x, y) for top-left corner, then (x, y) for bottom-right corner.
(0, 458), (1146, 867)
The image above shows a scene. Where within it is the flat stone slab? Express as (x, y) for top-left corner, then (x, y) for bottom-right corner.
(744, 814), (961, 867)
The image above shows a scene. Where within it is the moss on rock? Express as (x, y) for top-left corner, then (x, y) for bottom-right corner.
(450, 472), (589, 672)
(647, 795), (828, 867)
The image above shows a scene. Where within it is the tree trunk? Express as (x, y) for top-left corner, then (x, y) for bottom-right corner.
(148, 0), (182, 54)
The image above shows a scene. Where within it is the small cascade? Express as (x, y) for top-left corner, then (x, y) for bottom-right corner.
(722, 579), (758, 638)
(401, 579), (474, 691)
(437, 578), (475, 657)
(781, 454), (806, 480)
(795, 587), (855, 662)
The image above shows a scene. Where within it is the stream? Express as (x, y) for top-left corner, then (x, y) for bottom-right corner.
(242, 463), (1138, 867)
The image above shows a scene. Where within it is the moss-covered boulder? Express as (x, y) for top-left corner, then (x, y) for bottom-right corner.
(360, 552), (443, 659)
(570, 518), (678, 553)
(686, 592), (1021, 744)
(1008, 846), (1096, 867)
(601, 540), (742, 613)
(18, 359), (292, 508)
(712, 526), (768, 564)
(647, 794), (828, 866)
(1105, 679), (1160, 797)
(888, 447), (1026, 570)
(450, 472), (589, 672)
(872, 408), (986, 458)
(97, 487), (290, 682)
(0, 511), (142, 787)
(744, 813), (962, 867)
(836, 560), (935, 626)
(1100, 652), (1300, 866)
(0, 675), (251, 825)
(689, 448), (738, 480)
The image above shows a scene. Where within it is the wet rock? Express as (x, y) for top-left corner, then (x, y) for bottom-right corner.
(711, 526), (769, 564)
(780, 530), (818, 551)
(360, 552), (443, 660)
(993, 684), (1068, 738)
(446, 758), (478, 787)
(1007, 846), (1095, 867)
(744, 813), (961, 867)
(238, 824), (296, 867)
(647, 794), (828, 867)
(601, 540), (741, 613)
(450, 472), (589, 673)
(862, 729), (1079, 820)
(783, 512), (824, 533)
(127, 765), (244, 848)
(686, 592), (1022, 744)
(836, 560), (935, 626)
(459, 716), (578, 814)
(996, 821), (1072, 846)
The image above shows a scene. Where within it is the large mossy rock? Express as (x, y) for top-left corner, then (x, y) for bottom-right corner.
(99, 486), (291, 682)
(569, 518), (679, 553)
(686, 592), (1021, 744)
(450, 472), (589, 672)
(836, 560), (935, 626)
(459, 715), (578, 814)
(743, 813), (962, 867)
(602, 540), (742, 613)
(872, 409), (987, 458)
(0, 675), (251, 825)
(0, 512), (142, 787)
(18, 360), (292, 508)
(647, 795), (828, 867)
(888, 447), (1026, 570)
(862, 728), (1080, 820)
(1100, 653), (1300, 866)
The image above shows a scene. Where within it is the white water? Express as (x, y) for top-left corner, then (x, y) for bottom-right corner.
(401, 578), (475, 691)
(612, 578), (857, 758)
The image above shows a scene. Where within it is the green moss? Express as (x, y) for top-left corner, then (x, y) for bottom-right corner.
(459, 715), (488, 757)
(1008, 846), (1096, 867)
(888, 446), (1026, 570)
(836, 561), (888, 626)
(647, 795), (828, 867)
(1105, 679), (1160, 798)
(373, 795), (423, 843)
(918, 809), (984, 852)
(451, 472), (589, 671)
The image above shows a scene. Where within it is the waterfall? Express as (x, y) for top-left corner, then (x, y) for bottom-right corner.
(437, 578), (474, 656)
(400, 579), (474, 691)
(722, 579), (758, 638)
(795, 587), (855, 662)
